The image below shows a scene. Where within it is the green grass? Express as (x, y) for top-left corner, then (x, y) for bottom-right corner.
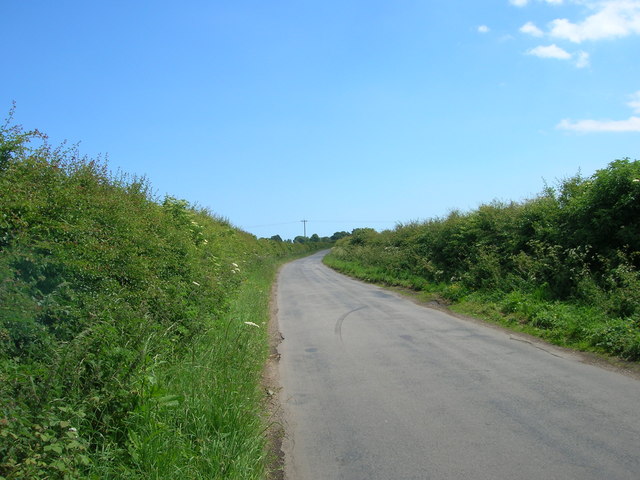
(323, 255), (429, 291)
(89, 257), (288, 479)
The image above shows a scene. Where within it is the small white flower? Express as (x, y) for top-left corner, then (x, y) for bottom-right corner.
(244, 321), (260, 328)
(232, 263), (239, 268)
(192, 281), (200, 286)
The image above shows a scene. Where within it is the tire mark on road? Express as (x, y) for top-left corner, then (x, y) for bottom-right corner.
(335, 306), (368, 343)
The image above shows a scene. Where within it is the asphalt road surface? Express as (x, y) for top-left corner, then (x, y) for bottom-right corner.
(276, 251), (640, 480)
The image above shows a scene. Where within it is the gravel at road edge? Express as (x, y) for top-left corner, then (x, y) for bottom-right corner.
(263, 269), (286, 480)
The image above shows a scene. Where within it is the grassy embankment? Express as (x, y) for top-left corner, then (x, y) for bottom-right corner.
(325, 159), (640, 361)
(0, 111), (328, 479)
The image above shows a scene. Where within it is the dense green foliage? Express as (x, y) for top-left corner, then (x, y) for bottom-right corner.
(0, 111), (328, 478)
(326, 159), (640, 360)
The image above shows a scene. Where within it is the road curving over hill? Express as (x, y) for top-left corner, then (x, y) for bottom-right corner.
(276, 251), (640, 480)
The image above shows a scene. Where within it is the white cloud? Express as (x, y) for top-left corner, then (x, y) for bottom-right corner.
(527, 43), (572, 59)
(478, 25), (490, 33)
(509, 0), (563, 5)
(628, 91), (640, 113)
(518, 2), (640, 66)
(549, 1), (640, 43)
(557, 116), (640, 132)
(520, 21), (544, 36)
(526, 44), (590, 67)
(558, 91), (640, 132)
(575, 50), (590, 67)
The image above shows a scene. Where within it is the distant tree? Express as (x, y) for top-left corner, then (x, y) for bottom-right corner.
(330, 231), (350, 241)
(348, 228), (377, 246)
(294, 236), (308, 243)
(270, 234), (283, 242)
(310, 233), (320, 242)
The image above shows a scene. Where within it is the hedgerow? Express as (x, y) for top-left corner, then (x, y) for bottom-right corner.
(0, 108), (327, 478)
(326, 159), (640, 360)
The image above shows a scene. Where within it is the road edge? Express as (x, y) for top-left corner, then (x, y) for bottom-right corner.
(263, 265), (286, 480)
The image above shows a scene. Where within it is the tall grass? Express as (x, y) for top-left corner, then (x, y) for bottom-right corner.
(92, 258), (286, 479)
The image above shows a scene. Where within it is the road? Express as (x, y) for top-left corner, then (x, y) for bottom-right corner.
(276, 251), (640, 480)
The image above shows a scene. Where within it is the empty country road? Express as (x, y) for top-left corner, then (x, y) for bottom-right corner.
(276, 251), (640, 480)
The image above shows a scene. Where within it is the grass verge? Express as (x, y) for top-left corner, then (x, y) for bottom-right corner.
(90, 254), (306, 479)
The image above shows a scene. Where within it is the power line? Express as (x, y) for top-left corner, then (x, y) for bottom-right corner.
(245, 221), (302, 229)
(246, 219), (398, 231)
(310, 220), (398, 224)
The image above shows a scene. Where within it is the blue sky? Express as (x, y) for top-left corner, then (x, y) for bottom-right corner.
(3, 0), (639, 240)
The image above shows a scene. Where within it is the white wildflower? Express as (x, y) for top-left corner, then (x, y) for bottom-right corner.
(244, 321), (260, 328)
(192, 281), (200, 286)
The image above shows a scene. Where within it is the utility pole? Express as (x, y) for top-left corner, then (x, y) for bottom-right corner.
(301, 219), (308, 237)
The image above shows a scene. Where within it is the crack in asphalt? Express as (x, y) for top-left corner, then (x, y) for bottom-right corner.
(509, 334), (566, 359)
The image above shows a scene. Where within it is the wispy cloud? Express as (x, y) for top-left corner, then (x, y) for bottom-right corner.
(527, 44), (589, 67)
(629, 91), (640, 113)
(510, 0), (564, 6)
(527, 43), (572, 59)
(557, 117), (640, 132)
(516, 1), (640, 67)
(478, 25), (490, 33)
(520, 21), (544, 36)
(575, 50), (590, 68)
(557, 91), (640, 132)
(549, 1), (640, 43)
